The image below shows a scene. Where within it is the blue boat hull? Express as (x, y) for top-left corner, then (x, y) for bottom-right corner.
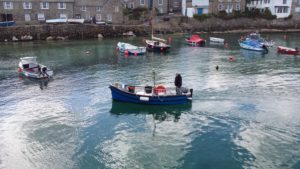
(0, 21), (15, 27)
(238, 40), (268, 53)
(109, 85), (192, 105)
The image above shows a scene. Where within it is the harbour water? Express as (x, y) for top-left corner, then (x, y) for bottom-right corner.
(0, 33), (300, 169)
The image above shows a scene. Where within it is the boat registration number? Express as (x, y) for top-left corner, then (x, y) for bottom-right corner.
(140, 97), (149, 101)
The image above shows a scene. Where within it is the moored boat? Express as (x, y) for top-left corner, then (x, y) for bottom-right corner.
(145, 36), (171, 53)
(277, 46), (299, 55)
(209, 37), (224, 43)
(18, 57), (53, 79)
(109, 82), (193, 105)
(185, 35), (205, 46)
(67, 18), (84, 24)
(46, 18), (67, 24)
(241, 32), (274, 47)
(238, 39), (268, 53)
(117, 42), (146, 55)
(0, 21), (15, 27)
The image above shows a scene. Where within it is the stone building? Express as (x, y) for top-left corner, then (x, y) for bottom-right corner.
(0, 0), (74, 24)
(123, 0), (169, 14)
(74, 0), (123, 24)
(209, 0), (246, 14)
(292, 0), (300, 20)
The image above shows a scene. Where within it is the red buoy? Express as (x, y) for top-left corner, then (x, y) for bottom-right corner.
(228, 56), (236, 61)
(224, 43), (229, 49)
(134, 52), (138, 57)
(168, 37), (172, 44)
(124, 50), (129, 56)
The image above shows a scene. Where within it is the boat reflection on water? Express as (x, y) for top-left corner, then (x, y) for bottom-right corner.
(19, 76), (52, 90)
(110, 101), (192, 122)
(240, 49), (266, 59)
(110, 101), (192, 136)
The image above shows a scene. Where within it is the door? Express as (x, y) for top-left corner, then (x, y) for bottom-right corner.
(197, 8), (203, 15)
(25, 14), (31, 22)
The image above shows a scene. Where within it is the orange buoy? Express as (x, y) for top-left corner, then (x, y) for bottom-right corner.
(154, 85), (166, 95)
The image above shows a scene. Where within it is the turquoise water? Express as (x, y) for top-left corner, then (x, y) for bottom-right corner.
(0, 33), (300, 169)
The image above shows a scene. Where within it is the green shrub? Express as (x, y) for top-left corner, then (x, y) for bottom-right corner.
(193, 14), (212, 21)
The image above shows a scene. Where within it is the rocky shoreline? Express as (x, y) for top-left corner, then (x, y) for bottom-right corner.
(0, 17), (299, 42)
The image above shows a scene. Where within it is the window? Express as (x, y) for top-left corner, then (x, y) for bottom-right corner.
(81, 6), (86, 11)
(298, 0), (300, 5)
(96, 6), (101, 11)
(25, 14), (31, 21)
(37, 13), (45, 21)
(57, 2), (66, 9)
(96, 14), (101, 21)
(115, 6), (119, 12)
(60, 13), (67, 19)
(283, 0), (287, 4)
(236, 4), (240, 11)
(129, 2), (134, 9)
(23, 2), (32, 9)
(264, 0), (270, 3)
(107, 14), (112, 22)
(218, 4), (224, 11)
(158, 0), (163, 5)
(40, 2), (49, 9)
(4, 2), (13, 9)
(275, 6), (289, 13)
(140, 0), (145, 5)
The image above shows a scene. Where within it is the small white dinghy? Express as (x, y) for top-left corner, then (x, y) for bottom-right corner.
(18, 57), (53, 79)
(117, 42), (146, 55)
(209, 37), (225, 43)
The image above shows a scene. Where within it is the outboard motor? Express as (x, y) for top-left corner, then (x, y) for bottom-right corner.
(41, 66), (49, 77)
(262, 45), (268, 54)
(42, 66), (47, 73)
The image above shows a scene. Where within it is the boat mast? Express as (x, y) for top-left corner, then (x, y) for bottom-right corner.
(152, 69), (156, 87)
(150, 0), (154, 39)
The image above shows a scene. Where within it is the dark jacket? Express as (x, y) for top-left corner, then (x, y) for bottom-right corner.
(175, 74), (182, 88)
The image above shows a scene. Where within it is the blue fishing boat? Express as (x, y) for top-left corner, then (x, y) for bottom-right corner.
(238, 39), (268, 53)
(109, 82), (193, 105)
(0, 21), (15, 27)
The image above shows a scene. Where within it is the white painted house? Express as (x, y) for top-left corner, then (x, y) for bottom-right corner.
(182, 0), (209, 17)
(247, 0), (293, 18)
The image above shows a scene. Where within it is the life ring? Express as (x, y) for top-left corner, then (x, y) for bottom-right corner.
(154, 85), (166, 95)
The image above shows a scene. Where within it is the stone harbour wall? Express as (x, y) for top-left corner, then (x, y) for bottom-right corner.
(1, 18), (300, 42)
(0, 24), (149, 42)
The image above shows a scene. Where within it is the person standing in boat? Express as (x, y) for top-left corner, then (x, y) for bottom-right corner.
(175, 73), (182, 95)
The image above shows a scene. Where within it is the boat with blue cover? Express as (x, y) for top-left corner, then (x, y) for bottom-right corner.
(238, 39), (268, 53)
(109, 82), (193, 105)
(0, 21), (15, 27)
